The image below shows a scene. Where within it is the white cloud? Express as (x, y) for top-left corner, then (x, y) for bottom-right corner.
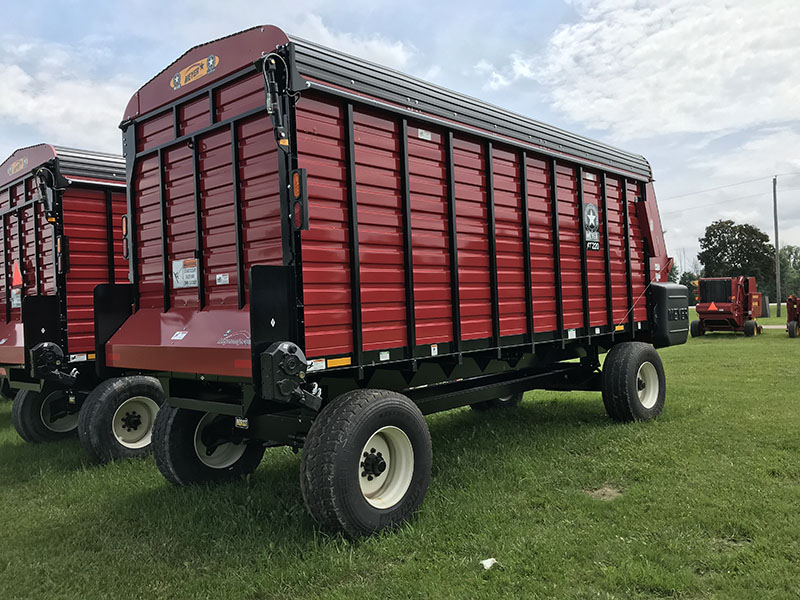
(0, 35), (135, 153)
(293, 14), (416, 70)
(0, 13), (416, 156)
(481, 0), (800, 141)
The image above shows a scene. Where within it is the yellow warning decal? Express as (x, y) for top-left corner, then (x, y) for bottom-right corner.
(615, 324), (625, 331)
(327, 356), (352, 368)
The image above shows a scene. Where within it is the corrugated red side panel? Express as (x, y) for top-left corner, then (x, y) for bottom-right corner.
(63, 187), (126, 353)
(134, 153), (163, 309)
(556, 164), (584, 331)
(407, 122), (452, 345)
(627, 180), (648, 321)
(582, 171), (609, 327)
(453, 135), (492, 341)
(527, 156), (557, 333)
(606, 176), (630, 324)
(296, 94), (654, 360)
(353, 109), (408, 352)
(492, 145), (526, 337)
(134, 71), (281, 312)
(296, 96), (353, 357)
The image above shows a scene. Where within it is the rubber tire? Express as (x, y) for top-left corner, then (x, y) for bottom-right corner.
(470, 391), (524, 411)
(789, 321), (798, 338)
(12, 388), (78, 443)
(152, 405), (266, 486)
(78, 376), (165, 463)
(743, 320), (756, 337)
(300, 389), (432, 539)
(602, 342), (666, 422)
(690, 320), (704, 338)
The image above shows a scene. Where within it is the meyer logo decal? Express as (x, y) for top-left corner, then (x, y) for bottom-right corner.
(584, 203), (600, 251)
(7, 157), (28, 176)
(170, 54), (219, 91)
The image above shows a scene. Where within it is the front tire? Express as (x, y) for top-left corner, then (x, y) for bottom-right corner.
(789, 321), (798, 338)
(743, 320), (756, 337)
(300, 389), (432, 539)
(12, 388), (79, 443)
(690, 320), (703, 338)
(602, 342), (666, 422)
(152, 406), (265, 486)
(78, 376), (164, 463)
(470, 391), (524, 411)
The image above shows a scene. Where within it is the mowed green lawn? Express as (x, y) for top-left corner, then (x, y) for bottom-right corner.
(1, 326), (799, 599)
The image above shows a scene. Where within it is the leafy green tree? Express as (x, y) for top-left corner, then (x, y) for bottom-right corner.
(679, 271), (698, 306)
(668, 263), (679, 283)
(698, 220), (774, 290)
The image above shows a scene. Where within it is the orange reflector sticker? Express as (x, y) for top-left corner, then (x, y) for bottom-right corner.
(327, 356), (352, 368)
(11, 261), (22, 287)
(708, 301), (718, 311)
(615, 325), (625, 331)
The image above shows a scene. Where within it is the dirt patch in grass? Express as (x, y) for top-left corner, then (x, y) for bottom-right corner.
(585, 484), (622, 501)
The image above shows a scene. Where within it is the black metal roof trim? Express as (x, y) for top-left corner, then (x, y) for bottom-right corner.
(288, 36), (651, 180)
(54, 146), (125, 183)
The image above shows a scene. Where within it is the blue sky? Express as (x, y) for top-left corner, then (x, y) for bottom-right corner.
(2, 0), (799, 268)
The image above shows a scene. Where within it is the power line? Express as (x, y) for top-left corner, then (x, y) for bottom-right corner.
(661, 171), (800, 201)
(661, 186), (800, 215)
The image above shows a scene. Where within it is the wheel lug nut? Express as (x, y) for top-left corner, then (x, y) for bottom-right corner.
(361, 471), (367, 477)
(367, 476), (373, 481)
(370, 448), (376, 453)
(363, 452), (368, 458)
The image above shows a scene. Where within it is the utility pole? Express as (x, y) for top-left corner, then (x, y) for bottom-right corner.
(774, 176), (781, 317)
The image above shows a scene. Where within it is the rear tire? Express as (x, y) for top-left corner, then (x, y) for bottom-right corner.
(152, 405), (265, 486)
(602, 342), (666, 422)
(743, 320), (756, 337)
(12, 388), (79, 443)
(470, 391), (524, 411)
(690, 320), (703, 338)
(789, 321), (798, 338)
(78, 376), (164, 463)
(300, 389), (432, 539)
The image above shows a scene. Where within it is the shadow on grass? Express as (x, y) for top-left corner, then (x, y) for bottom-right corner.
(0, 406), (12, 430)
(0, 436), (89, 484)
(90, 393), (613, 554)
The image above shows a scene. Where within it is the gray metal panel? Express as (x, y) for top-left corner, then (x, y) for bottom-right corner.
(53, 146), (125, 183)
(288, 36), (651, 180)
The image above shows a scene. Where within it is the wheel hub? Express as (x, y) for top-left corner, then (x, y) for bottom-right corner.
(121, 411), (142, 432)
(361, 448), (387, 481)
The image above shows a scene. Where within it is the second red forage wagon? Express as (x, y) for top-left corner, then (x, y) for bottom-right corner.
(0, 145), (164, 456)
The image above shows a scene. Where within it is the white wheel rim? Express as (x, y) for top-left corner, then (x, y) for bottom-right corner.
(636, 362), (659, 410)
(358, 426), (414, 509)
(193, 413), (246, 469)
(39, 392), (78, 433)
(497, 394), (514, 404)
(112, 396), (160, 449)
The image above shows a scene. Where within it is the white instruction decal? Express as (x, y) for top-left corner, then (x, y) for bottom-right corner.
(172, 259), (198, 289)
(10, 288), (21, 309)
(216, 273), (229, 285)
(171, 331), (188, 341)
(417, 129), (432, 141)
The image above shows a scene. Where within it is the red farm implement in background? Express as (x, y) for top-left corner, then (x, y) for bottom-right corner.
(691, 276), (762, 337)
(785, 295), (800, 337)
(91, 25), (689, 537)
(0, 145), (163, 450)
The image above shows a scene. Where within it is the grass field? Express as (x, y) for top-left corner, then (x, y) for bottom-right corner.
(1, 323), (799, 599)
